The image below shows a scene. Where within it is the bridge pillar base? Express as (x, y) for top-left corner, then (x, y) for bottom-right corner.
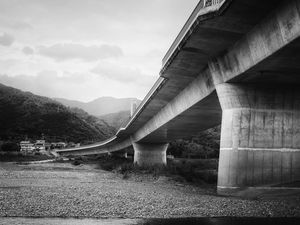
(133, 142), (168, 167)
(216, 84), (300, 196)
(110, 151), (128, 159)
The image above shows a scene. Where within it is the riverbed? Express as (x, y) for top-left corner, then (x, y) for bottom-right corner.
(0, 162), (300, 218)
(1, 217), (300, 225)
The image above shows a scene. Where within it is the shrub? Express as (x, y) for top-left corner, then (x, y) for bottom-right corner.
(167, 126), (220, 159)
(0, 142), (19, 152)
(72, 160), (81, 166)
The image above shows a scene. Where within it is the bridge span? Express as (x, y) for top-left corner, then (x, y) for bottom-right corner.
(57, 0), (300, 195)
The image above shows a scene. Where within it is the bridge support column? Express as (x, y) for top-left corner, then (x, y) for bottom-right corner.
(133, 142), (168, 167)
(216, 83), (300, 196)
(110, 151), (128, 158)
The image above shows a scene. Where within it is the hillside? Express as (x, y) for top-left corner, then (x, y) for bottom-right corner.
(55, 97), (141, 116)
(98, 110), (131, 131)
(0, 83), (115, 143)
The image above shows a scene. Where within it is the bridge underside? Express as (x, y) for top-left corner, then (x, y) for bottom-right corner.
(57, 0), (300, 196)
(138, 91), (222, 143)
(138, 35), (300, 144)
(130, 0), (300, 195)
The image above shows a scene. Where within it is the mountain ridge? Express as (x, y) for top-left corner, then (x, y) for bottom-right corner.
(0, 83), (115, 143)
(54, 97), (141, 116)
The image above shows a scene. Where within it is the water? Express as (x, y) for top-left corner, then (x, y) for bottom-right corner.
(1, 217), (300, 225)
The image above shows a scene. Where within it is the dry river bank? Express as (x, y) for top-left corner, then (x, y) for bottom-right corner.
(0, 162), (300, 218)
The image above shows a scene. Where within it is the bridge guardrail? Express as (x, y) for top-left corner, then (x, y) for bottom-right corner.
(55, 136), (117, 153)
(116, 76), (167, 136)
(161, 0), (225, 66)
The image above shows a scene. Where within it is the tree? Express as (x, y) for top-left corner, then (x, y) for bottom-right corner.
(1, 142), (19, 152)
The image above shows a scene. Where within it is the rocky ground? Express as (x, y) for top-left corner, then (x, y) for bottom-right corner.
(0, 162), (300, 218)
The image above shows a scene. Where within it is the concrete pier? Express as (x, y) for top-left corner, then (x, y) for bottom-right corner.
(133, 142), (169, 167)
(110, 151), (128, 159)
(216, 83), (300, 195)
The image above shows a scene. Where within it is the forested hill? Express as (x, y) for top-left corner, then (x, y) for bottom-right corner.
(98, 110), (131, 131)
(0, 83), (115, 143)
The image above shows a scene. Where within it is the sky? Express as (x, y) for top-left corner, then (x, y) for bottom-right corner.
(0, 0), (199, 102)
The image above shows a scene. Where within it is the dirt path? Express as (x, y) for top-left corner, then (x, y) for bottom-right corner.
(0, 162), (300, 218)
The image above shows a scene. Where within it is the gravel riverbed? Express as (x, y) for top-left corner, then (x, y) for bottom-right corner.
(0, 162), (300, 218)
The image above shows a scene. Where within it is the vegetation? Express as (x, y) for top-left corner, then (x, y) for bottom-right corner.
(0, 141), (19, 152)
(95, 154), (218, 184)
(168, 126), (220, 159)
(0, 83), (115, 144)
(92, 126), (221, 184)
(98, 110), (131, 131)
(0, 152), (54, 162)
(68, 107), (115, 140)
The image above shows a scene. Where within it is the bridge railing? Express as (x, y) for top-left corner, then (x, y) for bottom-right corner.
(162, 0), (225, 66)
(117, 0), (225, 137)
(116, 76), (167, 136)
(204, 0), (223, 7)
(55, 135), (117, 153)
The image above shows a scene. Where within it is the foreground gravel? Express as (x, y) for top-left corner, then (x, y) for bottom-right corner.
(0, 162), (300, 218)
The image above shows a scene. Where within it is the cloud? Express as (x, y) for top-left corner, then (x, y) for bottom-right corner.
(0, 71), (90, 99)
(38, 43), (123, 62)
(0, 33), (14, 46)
(0, 18), (32, 30)
(0, 67), (156, 101)
(22, 46), (34, 55)
(10, 21), (32, 30)
(91, 62), (156, 86)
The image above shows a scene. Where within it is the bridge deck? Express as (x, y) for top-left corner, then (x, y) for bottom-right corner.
(57, 0), (300, 155)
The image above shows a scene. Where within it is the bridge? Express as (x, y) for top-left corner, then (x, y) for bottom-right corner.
(57, 0), (300, 195)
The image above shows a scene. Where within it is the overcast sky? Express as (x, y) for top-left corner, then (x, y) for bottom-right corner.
(0, 0), (199, 102)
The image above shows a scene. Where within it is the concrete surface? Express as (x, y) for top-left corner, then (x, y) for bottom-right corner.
(133, 143), (169, 166)
(57, 0), (300, 196)
(216, 83), (300, 195)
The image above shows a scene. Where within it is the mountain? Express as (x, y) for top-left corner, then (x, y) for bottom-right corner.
(98, 110), (131, 131)
(0, 83), (115, 143)
(54, 97), (141, 116)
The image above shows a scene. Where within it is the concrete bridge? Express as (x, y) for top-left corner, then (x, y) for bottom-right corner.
(57, 0), (300, 195)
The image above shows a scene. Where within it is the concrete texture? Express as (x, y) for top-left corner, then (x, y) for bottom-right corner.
(133, 142), (169, 166)
(209, 0), (300, 85)
(57, 137), (132, 156)
(216, 83), (300, 195)
(131, 70), (219, 143)
(57, 0), (300, 196)
(131, 0), (300, 144)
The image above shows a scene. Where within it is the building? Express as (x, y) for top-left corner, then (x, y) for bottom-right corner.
(20, 141), (35, 153)
(52, 142), (67, 149)
(45, 143), (51, 151)
(35, 140), (45, 151)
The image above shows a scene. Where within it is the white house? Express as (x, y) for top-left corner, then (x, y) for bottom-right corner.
(20, 141), (35, 153)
